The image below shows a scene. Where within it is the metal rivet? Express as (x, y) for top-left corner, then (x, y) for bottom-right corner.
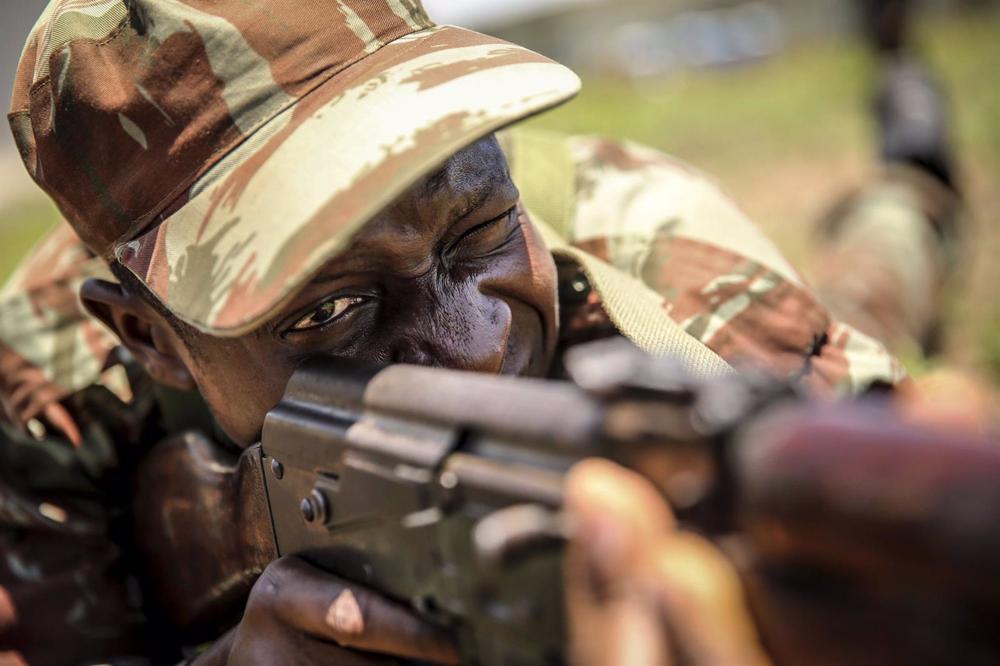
(271, 458), (284, 480)
(440, 471), (458, 489)
(301, 497), (316, 523)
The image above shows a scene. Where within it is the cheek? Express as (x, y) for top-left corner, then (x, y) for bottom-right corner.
(443, 210), (556, 322)
(187, 341), (295, 447)
(517, 210), (559, 298)
(475, 211), (558, 371)
(513, 211), (559, 335)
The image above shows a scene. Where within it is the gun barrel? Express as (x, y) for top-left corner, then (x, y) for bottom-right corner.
(365, 364), (605, 447)
(737, 404), (1000, 599)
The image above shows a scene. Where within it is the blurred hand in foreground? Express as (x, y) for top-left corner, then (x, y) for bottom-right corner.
(897, 369), (998, 432)
(564, 459), (771, 666)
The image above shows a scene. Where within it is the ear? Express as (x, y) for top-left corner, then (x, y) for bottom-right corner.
(80, 278), (197, 391)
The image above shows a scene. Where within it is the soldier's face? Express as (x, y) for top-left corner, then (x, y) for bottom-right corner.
(166, 136), (559, 445)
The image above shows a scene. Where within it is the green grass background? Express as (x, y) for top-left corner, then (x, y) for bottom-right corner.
(528, 7), (1000, 381)
(2, 7), (998, 379)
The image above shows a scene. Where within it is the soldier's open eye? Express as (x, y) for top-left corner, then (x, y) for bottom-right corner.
(288, 296), (367, 333)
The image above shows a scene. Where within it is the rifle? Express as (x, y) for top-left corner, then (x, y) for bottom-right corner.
(133, 339), (1000, 665)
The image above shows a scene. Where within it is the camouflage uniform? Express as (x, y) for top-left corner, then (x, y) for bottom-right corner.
(0, 129), (908, 664)
(0, 0), (905, 663)
(813, 164), (960, 355)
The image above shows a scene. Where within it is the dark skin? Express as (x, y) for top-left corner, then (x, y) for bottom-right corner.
(61, 114), (1000, 665)
(84, 135), (558, 447)
(85, 135), (557, 449)
(78, 134), (767, 665)
(81, 135), (559, 664)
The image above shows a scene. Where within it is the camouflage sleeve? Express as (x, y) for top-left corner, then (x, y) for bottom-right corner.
(520, 130), (906, 395)
(0, 222), (127, 433)
(565, 134), (907, 394)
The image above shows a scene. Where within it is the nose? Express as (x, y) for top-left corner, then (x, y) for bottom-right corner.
(385, 290), (512, 374)
(391, 343), (440, 367)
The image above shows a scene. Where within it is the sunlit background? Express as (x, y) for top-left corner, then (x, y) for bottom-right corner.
(1, 0), (998, 380)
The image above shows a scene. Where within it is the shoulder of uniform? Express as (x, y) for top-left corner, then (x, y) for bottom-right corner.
(0, 222), (123, 429)
(553, 133), (805, 286)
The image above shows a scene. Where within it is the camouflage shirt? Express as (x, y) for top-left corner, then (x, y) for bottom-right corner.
(0, 128), (904, 663)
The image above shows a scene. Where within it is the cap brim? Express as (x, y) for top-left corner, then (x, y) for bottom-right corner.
(117, 25), (580, 336)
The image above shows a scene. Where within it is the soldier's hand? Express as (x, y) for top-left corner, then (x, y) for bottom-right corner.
(897, 368), (997, 432)
(191, 556), (459, 665)
(564, 459), (771, 666)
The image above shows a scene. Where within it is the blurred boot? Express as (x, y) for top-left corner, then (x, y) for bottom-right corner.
(875, 57), (958, 191)
(861, 0), (911, 54)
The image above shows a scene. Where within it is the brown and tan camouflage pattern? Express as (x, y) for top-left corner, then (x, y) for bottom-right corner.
(0, 223), (126, 430)
(506, 130), (907, 394)
(10, 0), (581, 336)
(118, 27), (581, 335)
(814, 165), (958, 353)
(0, 129), (911, 435)
(0, 127), (919, 663)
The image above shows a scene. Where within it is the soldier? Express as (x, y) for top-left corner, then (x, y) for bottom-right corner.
(0, 0), (958, 663)
(817, 0), (961, 358)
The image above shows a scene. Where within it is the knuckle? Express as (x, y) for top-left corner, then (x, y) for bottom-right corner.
(249, 558), (292, 610)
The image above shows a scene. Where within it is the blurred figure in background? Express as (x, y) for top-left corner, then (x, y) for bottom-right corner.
(862, 0), (911, 53)
(813, 0), (998, 424)
(815, 0), (961, 357)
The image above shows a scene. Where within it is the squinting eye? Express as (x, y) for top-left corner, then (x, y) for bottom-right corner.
(289, 296), (366, 332)
(453, 207), (518, 255)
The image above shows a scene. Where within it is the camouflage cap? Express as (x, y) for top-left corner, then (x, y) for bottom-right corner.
(9, 0), (581, 335)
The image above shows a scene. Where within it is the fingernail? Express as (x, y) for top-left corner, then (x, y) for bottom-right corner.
(325, 589), (365, 638)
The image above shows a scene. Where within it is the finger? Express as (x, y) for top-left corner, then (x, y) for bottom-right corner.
(566, 458), (676, 569)
(565, 559), (671, 666)
(897, 370), (996, 431)
(569, 584), (669, 666)
(565, 460), (769, 666)
(565, 459), (676, 665)
(42, 403), (82, 448)
(648, 533), (771, 666)
(256, 557), (459, 665)
(188, 628), (235, 665)
(0, 652), (28, 666)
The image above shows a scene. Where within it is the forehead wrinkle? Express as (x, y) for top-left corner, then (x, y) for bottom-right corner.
(444, 177), (495, 225)
(335, 227), (434, 276)
(422, 139), (516, 223)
